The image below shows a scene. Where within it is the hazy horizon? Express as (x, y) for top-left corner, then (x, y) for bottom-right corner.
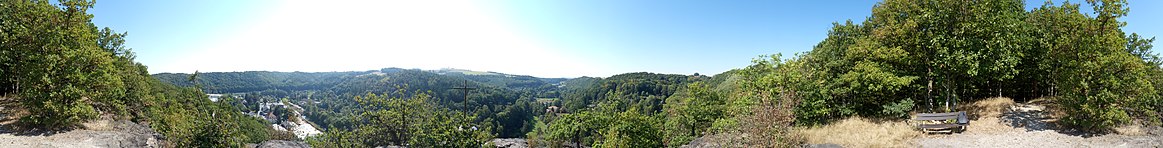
(90, 0), (1163, 78)
(152, 67), (718, 78)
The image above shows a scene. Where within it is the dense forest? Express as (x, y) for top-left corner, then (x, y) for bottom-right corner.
(1, 1), (291, 147)
(152, 71), (361, 94)
(2, 0), (1162, 147)
(151, 67), (715, 146)
(523, 0), (1163, 147)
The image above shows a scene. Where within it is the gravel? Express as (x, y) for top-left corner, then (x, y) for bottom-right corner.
(917, 130), (1162, 147)
(256, 140), (310, 148)
(493, 138), (529, 148)
(916, 104), (1163, 147)
(0, 120), (162, 148)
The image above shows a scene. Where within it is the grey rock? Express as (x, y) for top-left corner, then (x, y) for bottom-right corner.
(257, 140), (310, 148)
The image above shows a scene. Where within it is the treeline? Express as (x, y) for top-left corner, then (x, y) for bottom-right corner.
(434, 68), (569, 93)
(153, 71), (361, 93)
(308, 68), (545, 139)
(525, 0), (1162, 147)
(558, 72), (706, 114)
(526, 72), (739, 147)
(770, 0), (1162, 129)
(178, 69), (723, 147)
(1, 0), (287, 147)
(306, 92), (493, 147)
(185, 68), (565, 146)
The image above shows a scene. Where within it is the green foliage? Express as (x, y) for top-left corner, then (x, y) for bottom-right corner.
(524, 117), (550, 147)
(662, 82), (726, 147)
(535, 105), (665, 147)
(2, 0), (283, 146)
(7, 0), (1160, 147)
(560, 72), (703, 114)
(306, 91), (494, 147)
(178, 68), (555, 139)
(1, 0), (119, 129)
(1027, 0), (1157, 131)
(543, 111), (607, 146)
(141, 82), (279, 146)
(881, 99), (915, 119)
(596, 110), (663, 148)
(152, 71), (360, 94)
(730, 0), (1160, 132)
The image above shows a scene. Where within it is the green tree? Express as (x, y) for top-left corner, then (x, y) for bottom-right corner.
(1041, 0), (1157, 130)
(663, 82), (725, 147)
(596, 109), (663, 148)
(1, 0), (126, 129)
(309, 91), (493, 147)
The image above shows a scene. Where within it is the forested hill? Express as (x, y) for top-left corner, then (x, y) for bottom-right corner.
(432, 68), (570, 89)
(559, 72), (709, 113)
(150, 67), (717, 116)
(152, 71), (362, 93)
(152, 67), (717, 142)
(523, 0), (1163, 147)
(7, 0), (1160, 147)
(153, 68), (569, 95)
(1, 1), (298, 147)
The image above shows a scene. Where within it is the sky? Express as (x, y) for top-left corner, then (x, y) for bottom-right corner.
(88, 0), (1163, 78)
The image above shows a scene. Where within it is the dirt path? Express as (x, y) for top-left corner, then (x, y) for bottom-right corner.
(916, 102), (1163, 147)
(0, 120), (162, 148)
(918, 130), (1161, 147)
(0, 97), (162, 148)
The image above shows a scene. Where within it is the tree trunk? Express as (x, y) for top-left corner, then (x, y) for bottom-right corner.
(997, 81), (1003, 98)
(927, 68), (934, 113)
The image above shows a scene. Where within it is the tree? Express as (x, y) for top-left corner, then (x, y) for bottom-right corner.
(1, 0), (125, 129)
(663, 82), (725, 147)
(1040, 0), (1157, 130)
(2, 0), (301, 146)
(596, 109), (663, 148)
(308, 91), (493, 147)
(737, 0), (1159, 131)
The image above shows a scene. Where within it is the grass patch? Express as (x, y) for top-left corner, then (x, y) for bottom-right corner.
(956, 97), (1019, 134)
(961, 97), (1016, 119)
(535, 98), (558, 104)
(797, 117), (918, 147)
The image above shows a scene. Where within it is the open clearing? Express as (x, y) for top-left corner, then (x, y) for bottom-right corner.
(801, 97), (1163, 147)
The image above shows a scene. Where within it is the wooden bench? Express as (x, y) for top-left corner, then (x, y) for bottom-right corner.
(913, 111), (969, 133)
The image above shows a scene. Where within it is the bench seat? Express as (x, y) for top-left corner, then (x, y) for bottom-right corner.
(913, 111), (969, 133)
(918, 123), (963, 129)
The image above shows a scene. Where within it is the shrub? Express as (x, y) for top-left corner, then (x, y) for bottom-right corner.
(881, 99), (914, 119)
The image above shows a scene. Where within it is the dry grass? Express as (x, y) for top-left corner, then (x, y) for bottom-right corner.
(81, 120), (115, 131)
(1114, 124), (1147, 136)
(797, 117), (919, 148)
(961, 97), (1015, 118)
(1027, 97), (1067, 120)
(951, 97), (1019, 134)
(0, 95), (25, 126)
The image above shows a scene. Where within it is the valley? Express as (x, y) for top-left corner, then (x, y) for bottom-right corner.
(2, 0), (1162, 147)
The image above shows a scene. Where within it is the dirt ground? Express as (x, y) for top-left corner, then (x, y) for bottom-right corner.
(798, 97), (1163, 148)
(0, 96), (163, 148)
(915, 97), (1163, 147)
(0, 120), (163, 148)
(798, 117), (919, 148)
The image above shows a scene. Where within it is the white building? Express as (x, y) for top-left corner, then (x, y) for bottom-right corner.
(207, 94), (223, 102)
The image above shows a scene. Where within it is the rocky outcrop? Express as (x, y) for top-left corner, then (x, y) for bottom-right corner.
(0, 120), (163, 148)
(255, 140), (310, 148)
(493, 138), (529, 148)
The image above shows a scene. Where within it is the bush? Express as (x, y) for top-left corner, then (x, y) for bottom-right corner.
(1060, 99), (1132, 132)
(881, 99), (914, 119)
(3, 0), (121, 129)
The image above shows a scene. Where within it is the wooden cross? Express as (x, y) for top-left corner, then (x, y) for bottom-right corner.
(451, 80), (476, 120)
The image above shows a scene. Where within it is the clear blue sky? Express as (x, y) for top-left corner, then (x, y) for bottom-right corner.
(88, 0), (1163, 78)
